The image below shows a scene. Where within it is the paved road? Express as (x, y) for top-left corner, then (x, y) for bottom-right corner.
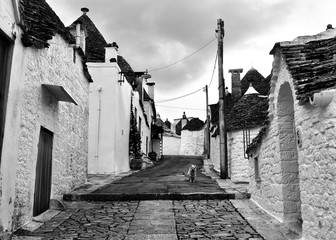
(94, 155), (225, 195)
(13, 155), (298, 239)
(13, 200), (264, 240)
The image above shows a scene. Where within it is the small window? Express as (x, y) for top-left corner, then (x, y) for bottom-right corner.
(254, 157), (260, 182)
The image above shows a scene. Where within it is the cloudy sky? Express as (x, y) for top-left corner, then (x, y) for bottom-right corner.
(47, 0), (336, 122)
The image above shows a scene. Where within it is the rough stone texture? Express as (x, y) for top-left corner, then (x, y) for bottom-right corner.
(163, 135), (181, 155)
(228, 129), (259, 182)
(249, 49), (336, 239)
(209, 128), (259, 182)
(179, 128), (205, 156)
(13, 34), (89, 229)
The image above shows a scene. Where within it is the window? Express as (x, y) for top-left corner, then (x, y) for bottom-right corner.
(0, 32), (12, 164)
(254, 157), (260, 182)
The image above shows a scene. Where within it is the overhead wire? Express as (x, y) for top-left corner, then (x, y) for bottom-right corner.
(148, 37), (217, 72)
(155, 87), (204, 103)
(208, 51), (218, 88)
(156, 104), (205, 111)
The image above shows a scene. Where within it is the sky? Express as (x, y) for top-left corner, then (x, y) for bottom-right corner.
(47, 0), (336, 122)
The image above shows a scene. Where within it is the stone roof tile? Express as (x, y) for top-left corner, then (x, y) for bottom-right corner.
(272, 36), (336, 105)
(19, 0), (76, 48)
(69, 12), (107, 62)
(182, 118), (205, 131)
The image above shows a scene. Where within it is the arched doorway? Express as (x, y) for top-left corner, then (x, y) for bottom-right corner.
(277, 82), (302, 230)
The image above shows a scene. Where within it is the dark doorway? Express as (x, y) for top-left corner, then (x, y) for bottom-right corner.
(0, 31), (12, 164)
(33, 127), (53, 216)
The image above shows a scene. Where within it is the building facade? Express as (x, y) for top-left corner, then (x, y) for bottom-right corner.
(0, 0), (90, 231)
(71, 9), (155, 174)
(247, 26), (336, 239)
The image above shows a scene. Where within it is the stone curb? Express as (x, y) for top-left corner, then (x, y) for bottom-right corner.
(63, 192), (246, 201)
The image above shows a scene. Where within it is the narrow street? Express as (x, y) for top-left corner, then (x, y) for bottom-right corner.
(13, 156), (298, 240)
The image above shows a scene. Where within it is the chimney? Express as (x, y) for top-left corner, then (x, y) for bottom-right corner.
(229, 68), (243, 102)
(105, 42), (119, 63)
(181, 112), (187, 129)
(146, 82), (155, 100)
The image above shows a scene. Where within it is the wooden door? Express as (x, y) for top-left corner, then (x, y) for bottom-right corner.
(33, 127), (53, 216)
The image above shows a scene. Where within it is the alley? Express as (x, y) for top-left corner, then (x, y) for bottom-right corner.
(12, 156), (299, 240)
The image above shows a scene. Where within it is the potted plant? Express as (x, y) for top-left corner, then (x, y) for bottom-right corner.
(129, 101), (142, 170)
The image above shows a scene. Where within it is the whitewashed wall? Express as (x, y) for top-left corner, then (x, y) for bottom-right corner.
(228, 129), (259, 182)
(249, 51), (336, 240)
(0, 29), (89, 230)
(88, 47), (132, 174)
(163, 134), (181, 155)
(209, 128), (259, 182)
(179, 129), (205, 156)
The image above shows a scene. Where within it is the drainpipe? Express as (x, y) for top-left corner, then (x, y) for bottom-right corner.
(95, 86), (102, 173)
(12, 0), (20, 23)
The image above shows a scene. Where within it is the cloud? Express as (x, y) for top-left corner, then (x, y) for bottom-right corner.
(47, 0), (336, 120)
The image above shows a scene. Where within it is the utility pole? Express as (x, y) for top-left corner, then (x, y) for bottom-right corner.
(217, 19), (228, 179)
(205, 85), (210, 159)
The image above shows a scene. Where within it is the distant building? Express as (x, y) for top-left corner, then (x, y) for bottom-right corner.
(246, 26), (336, 239)
(179, 118), (205, 156)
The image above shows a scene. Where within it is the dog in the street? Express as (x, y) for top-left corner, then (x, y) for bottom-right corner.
(182, 164), (197, 182)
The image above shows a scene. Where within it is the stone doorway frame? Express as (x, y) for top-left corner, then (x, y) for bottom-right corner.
(277, 82), (302, 229)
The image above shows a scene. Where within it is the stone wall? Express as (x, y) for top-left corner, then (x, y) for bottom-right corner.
(163, 135), (181, 155)
(228, 129), (259, 182)
(209, 128), (259, 182)
(249, 52), (336, 240)
(179, 129), (204, 156)
(6, 34), (89, 229)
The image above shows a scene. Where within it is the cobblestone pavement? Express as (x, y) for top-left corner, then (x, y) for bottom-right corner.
(13, 200), (264, 240)
(174, 200), (263, 240)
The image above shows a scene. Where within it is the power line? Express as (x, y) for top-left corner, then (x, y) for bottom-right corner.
(156, 104), (205, 111)
(208, 51), (218, 88)
(148, 37), (216, 72)
(156, 87), (204, 103)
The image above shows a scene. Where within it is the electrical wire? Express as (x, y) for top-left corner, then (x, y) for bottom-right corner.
(208, 51), (218, 88)
(148, 37), (217, 72)
(156, 87), (204, 103)
(156, 104), (205, 111)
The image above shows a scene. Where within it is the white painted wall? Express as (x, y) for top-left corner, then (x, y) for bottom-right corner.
(248, 51), (336, 240)
(209, 127), (259, 182)
(163, 134), (181, 155)
(228, 129), (259, 182)
(0, 15), (90, 231)
(88, 47), (132, 174)
(179, 129), (205, 156)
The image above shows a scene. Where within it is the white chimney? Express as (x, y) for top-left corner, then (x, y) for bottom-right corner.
(105, 42), (119, 63)
(146, 82), (155, 100)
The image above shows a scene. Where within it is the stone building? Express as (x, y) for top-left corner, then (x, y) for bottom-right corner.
(209, 68), (269, 182)
(0, 0), (91, 232)
(179, 118), (205, 156)
(246, 26), (336, 239)
(70, 9), (156, 174)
